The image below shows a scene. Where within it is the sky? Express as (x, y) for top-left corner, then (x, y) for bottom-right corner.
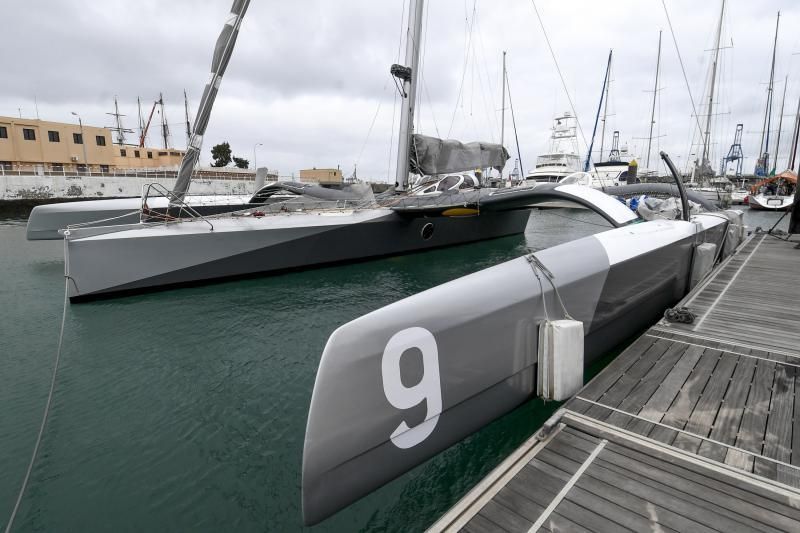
(3, 0), (800, 181)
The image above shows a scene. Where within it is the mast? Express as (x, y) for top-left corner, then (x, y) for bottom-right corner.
(758, 11), (780, 175)
(184, 89), (192, 149)
(598, 53), (612, 162)
(701, 0), (725, 170)
(392, 0), (424, 192)
(789, 92), (800, 170)
(500, 51), (507, 154)
(773, 75), (788, 173)
(137, 97), (145, 146)
(172, 0), (251, 201)
(107, 95), (131, 146)
(159, 93), (170, 149)
(584, 49), (613, 172)
(646, 31), (662, 169)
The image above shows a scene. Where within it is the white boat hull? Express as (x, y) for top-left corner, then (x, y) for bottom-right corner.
(747, 194), (794, 210)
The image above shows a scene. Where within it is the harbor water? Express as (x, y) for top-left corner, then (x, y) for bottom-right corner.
(0, 207), (790, 532)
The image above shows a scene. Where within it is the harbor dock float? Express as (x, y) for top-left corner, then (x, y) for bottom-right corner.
(430, 232), (800, 532)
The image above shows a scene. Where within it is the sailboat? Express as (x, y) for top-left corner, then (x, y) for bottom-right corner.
(60, 0), (573, 301)
(686, 0), (732, 207)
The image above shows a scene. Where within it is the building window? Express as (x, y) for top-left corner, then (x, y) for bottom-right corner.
(120, 149), (127, 157)
(76, 164), (88, 173)
(147, 151), (153, 159)
(73, 133), (83, 144)
(100, 164), (110, 173)
(158, 151), (168, 156)
(0, 161), (11, 170)
(48, 130), (60, 142)
(51, 163), (64, 172)
(170, 152), (181, 156)
(134, 150), (140, 158)
(96, 135), (106, 146)
(23, 128), (36, 141)
(0, 126), (8, 139)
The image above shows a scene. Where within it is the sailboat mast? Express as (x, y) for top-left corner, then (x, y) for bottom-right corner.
(584, 49), (612, 172)
(702, 0), (725, 166)
(646, 31), (662, 169)
(172, 0), (251, 201)
(759, 11), (780, 174)
(774, 75), (788, 172)
(184, 89), (192, 149)
(598, 53), (612, 162)
(393, 0), (424, 192)
(500, 51), (507, 153)
(789, 92), (800, 170)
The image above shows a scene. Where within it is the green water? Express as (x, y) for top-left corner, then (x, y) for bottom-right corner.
(0, 208), (788, 532)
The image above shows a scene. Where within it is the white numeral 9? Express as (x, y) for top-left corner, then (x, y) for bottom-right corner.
(381, 327), (442, 449)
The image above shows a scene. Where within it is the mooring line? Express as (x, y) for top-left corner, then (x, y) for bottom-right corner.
(4, 243), (70, 533)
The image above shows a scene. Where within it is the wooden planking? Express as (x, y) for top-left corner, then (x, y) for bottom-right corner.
(726, 359), (777, 471)
(648, 349), (721, 445)
(582, 339), (672, 421)
(697, 355), (757, 462)
(755, 365), (797, 481)
(671, 351), (738, 454)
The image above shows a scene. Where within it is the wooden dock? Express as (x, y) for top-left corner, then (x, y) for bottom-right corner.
(429, 232), (800, 532)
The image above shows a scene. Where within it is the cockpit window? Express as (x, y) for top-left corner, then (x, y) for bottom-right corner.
(436, 175), (461, 191)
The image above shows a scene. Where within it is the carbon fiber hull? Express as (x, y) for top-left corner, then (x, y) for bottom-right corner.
(65, 209), (531, 300)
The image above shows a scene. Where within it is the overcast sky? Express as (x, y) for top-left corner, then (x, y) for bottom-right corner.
(4, 1), (800, 180)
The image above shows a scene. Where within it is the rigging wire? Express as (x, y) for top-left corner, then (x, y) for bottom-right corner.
(529, 0), (590, 160)
(505, 70), (526, 176)
(447, 0), (477, 138)
(661, 0), (705, 145)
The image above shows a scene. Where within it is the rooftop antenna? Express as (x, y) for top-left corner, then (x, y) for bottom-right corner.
(106, 96), (133, 146)
(158, 93), (171, 149)
(34, 95), (40, 120)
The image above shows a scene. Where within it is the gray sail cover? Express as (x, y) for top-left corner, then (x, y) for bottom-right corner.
(410, 134), (509, 175)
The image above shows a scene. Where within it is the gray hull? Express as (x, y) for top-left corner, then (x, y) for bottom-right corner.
(65, 209), (531, 300)
(302, 213), (738, 525)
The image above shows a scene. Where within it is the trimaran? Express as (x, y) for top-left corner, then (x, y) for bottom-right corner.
(56, 0), (663, 301)
(57, 0), (527, 300)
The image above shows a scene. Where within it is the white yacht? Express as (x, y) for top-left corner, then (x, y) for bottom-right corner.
(525, 112), (581, 183)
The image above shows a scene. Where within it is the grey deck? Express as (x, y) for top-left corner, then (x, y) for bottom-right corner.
(430, 233), (800, 532)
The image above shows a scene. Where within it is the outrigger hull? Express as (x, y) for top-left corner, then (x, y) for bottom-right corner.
(64, 208), (531, 300)
(301, 213), (737, 525)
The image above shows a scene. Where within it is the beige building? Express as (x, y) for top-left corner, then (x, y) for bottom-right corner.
(0, 115), (184, 173)
(299, 167), (343, 184)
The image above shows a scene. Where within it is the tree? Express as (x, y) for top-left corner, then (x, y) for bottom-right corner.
(210, 142), (232, 167)
(232, 156), (249, 169)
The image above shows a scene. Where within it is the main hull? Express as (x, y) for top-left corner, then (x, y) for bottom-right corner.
(65, 209), (531, 300)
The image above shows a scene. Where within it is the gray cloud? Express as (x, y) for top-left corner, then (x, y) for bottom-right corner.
(3, 0), (800, 180)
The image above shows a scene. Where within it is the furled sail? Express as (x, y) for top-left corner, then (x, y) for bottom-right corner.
(171, 0), (250, 201)
(409, 134), (509, 175)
